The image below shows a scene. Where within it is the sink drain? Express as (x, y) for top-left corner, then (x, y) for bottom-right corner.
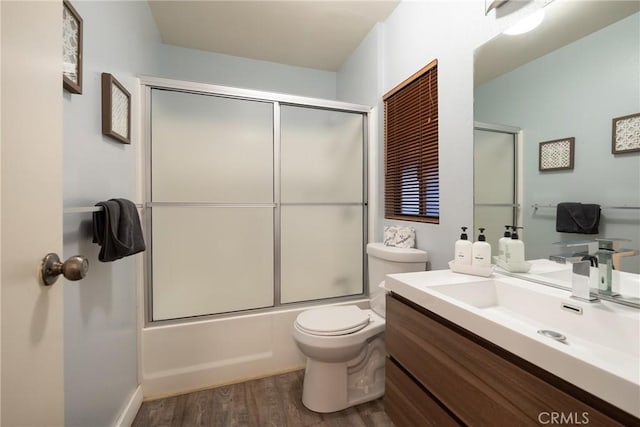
(537, 329), (567, 342)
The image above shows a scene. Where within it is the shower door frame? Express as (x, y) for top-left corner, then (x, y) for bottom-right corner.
(141, 76), (370, 326)
(473, 121), (524, 235)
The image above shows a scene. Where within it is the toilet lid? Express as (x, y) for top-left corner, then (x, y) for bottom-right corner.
(295, 306), (370, 336)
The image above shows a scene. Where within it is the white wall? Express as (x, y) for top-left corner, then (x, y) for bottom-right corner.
(62, 2), (160, 426)
(337, 23), (383, 107)
(475, 13), (640, 273)
(337, 0), (535, 270)
(158, 44), (337, 99)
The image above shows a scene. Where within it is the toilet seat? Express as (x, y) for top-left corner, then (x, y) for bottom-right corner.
(295, 306), (370, 336)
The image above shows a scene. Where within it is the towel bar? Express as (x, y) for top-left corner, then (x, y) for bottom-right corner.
(64, 204), (143, 214)
(532, 204), (639, 210)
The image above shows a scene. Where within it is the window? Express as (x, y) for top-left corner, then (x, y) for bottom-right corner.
(384, 59), (439, 223)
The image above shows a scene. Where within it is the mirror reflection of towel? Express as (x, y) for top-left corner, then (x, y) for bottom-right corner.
(92, 198), (146, 262)
(556, 202), (601, 234)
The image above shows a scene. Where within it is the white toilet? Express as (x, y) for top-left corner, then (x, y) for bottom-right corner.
(292, 242), (428, 413)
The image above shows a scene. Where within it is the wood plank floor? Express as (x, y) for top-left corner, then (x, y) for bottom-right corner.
(133, 370), (394, 427)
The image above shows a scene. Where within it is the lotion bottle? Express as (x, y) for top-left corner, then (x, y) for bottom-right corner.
(472, 228), (491, 267)
(505, 226), (525, 265)
(498, 225), (512, 260)
(455, 227), (473, 265)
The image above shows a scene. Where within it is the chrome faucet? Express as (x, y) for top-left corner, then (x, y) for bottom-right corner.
(551, 238), (638, 300)
(549, 240), (599, 264)
(594, 238), (634, 297)
(550, 241), (599, 302)
(571, 260), (598, 302)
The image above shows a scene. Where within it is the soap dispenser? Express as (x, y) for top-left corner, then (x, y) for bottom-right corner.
(472, 228), (491, 267)
(455, 226), (473, 265)
(498, 225), (512, 260)
(505, 226), (525, 264)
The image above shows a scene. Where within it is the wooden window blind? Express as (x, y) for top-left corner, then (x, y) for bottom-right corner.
(383, 59), (439, 224)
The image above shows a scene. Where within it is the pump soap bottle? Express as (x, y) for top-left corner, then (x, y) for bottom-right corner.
(472, 228), (491, 267)
(455, 227), (473, 265)
(498, 226), (512, 261)
(505, 226), (525, 265)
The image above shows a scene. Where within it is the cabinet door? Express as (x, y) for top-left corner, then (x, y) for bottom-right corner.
(385, 358), (459, 426)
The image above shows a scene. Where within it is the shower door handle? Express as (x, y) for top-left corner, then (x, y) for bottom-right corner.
(40, 253), (89, 286)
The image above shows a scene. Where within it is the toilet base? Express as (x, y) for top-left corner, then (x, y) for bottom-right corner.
(301, 337), (386, 413)
(302, 359), (349, 413)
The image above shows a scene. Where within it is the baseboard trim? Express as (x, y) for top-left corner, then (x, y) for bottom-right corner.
(114, 385), (143, 427)
(142, 365), (305, 402)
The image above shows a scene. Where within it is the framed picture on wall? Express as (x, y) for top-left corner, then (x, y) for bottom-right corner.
(612, 113), (640, 154)
(62, 0), (83, 94)
(539, 137), (575, 171)
(101, 73), (131, 144)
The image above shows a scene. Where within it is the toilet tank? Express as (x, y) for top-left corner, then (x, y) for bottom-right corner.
(366, 243), (428, 317)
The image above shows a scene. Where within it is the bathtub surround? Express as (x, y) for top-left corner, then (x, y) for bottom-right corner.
(142, 300), (369, 398)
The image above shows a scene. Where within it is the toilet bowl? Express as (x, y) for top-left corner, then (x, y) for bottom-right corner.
(292, 243), (428, 413)
(293, 305), (386, 413)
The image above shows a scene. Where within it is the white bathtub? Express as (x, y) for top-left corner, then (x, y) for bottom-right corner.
(141, 299), (370, 398)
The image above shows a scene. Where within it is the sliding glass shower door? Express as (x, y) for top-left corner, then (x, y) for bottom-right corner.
(150, 90), (275, 320)
(280, 106), (364, 304)
(147, 85), (367, 322)
(474, 127), (518, 254)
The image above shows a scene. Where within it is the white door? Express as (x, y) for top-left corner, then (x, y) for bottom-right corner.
(1, 2), (65, 425)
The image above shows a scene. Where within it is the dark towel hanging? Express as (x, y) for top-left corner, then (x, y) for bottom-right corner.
(92, 198), (146, 262)
(556, 202), (601, 234)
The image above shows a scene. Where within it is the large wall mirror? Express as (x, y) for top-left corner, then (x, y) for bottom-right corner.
(474, 0), (640, 274)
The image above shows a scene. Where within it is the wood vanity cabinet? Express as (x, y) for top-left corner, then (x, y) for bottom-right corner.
(384, 293), (638, 427)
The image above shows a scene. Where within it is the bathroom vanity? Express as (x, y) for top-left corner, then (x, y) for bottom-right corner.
(383, 270), (640, 426)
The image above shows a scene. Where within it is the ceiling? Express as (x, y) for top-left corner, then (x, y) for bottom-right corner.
(148, 0), (400, 72)
(148, 1), (638, 79)
(475, 0), (640, 86)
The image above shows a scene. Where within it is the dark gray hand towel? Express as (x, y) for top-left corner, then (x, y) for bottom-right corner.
(92, 198), (146, 262)
(556, 202), (601, 234)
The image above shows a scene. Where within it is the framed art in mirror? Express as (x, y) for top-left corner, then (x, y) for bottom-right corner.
(539, 137), (575, 171)
(62, 0), (82, 94)
(101, 73), (131, 144)
(612, 113), (640, 154)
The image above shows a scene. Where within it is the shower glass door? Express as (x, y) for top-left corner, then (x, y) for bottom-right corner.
(474, 126), (518, 254)
(150, 89), (275, 320)
(147, 83), (367, 322)
(280, 106), (365, 303)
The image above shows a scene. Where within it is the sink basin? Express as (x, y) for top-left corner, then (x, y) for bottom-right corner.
(384, 270), (640, 418)
(428, 279), (639, 358)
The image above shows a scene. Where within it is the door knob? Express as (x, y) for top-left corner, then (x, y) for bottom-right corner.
(40, 253), (89, 286)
